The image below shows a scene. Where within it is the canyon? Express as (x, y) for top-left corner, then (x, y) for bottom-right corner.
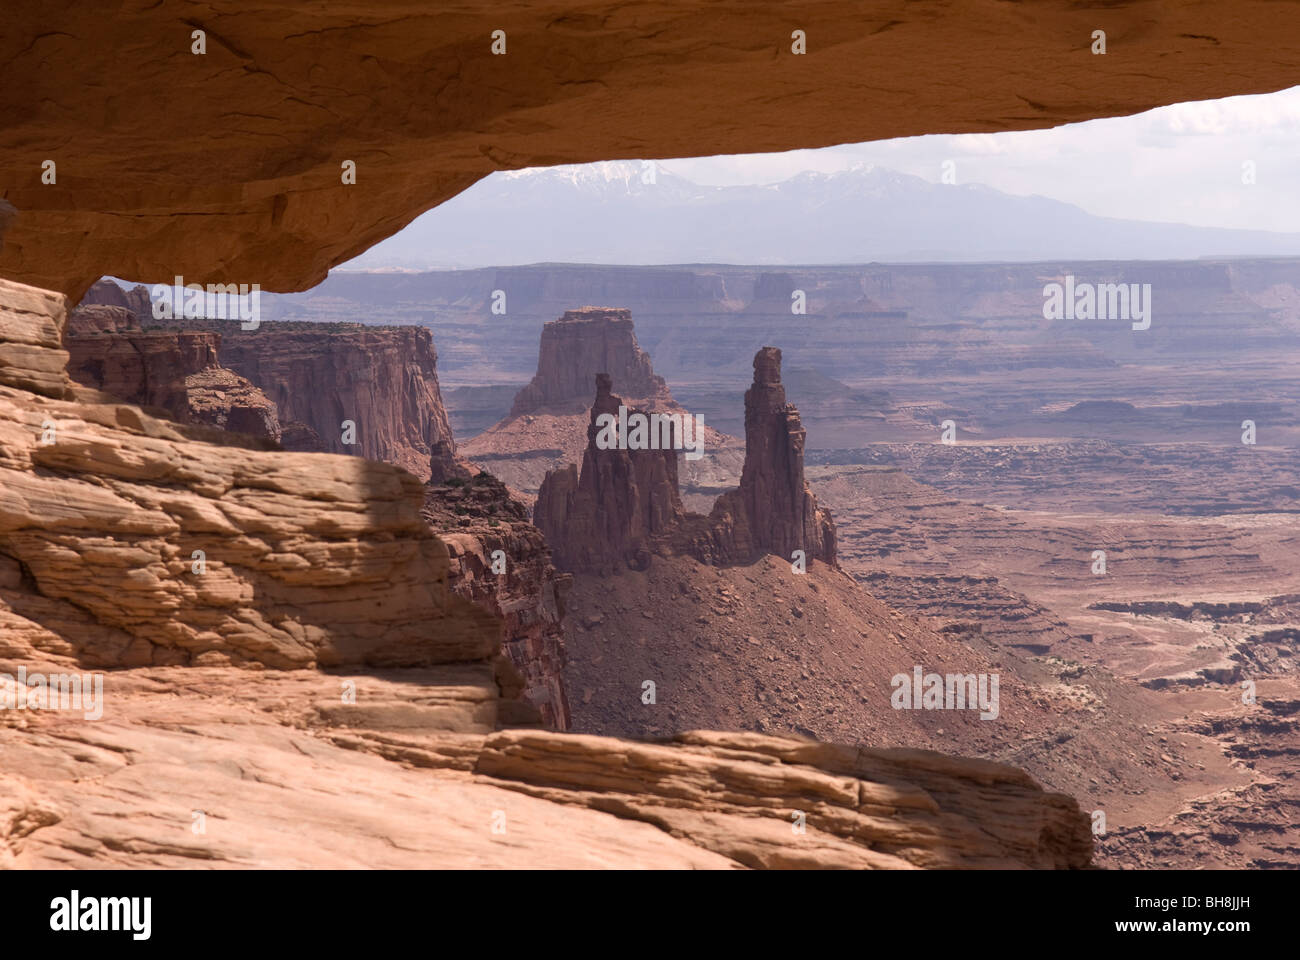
(309, 260), (1296, 869)
(1, 277), (1092, 868)
(18, 249), (1298, 869)
(5, 2), (1298, 877)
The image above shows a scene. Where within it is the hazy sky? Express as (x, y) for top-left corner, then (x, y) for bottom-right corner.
(652, 86), (1300, 233)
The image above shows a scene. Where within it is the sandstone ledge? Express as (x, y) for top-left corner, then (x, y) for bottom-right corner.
(0, 667), (1090, 869)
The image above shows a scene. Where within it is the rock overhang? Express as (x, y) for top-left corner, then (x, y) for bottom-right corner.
(2, 1), (1299, 297)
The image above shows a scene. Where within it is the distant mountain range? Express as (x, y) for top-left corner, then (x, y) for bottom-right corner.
(343, 161), (1300, 268)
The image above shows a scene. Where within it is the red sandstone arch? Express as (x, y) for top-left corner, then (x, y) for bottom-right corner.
(2, 1), (1300, 297)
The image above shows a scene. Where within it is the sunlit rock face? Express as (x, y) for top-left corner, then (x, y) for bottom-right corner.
(0, 277), (499, 672)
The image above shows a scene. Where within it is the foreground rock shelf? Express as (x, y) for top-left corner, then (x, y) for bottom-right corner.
(0, 667), (1090, 869)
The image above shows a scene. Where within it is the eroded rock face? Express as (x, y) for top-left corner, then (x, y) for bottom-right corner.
(66, 327), (217, 415)
(0, 278), (499, 672)
(65, 303), (135, 336)
(183, 366), (283, 442)
(705, 347), (837, 565)
(74, 278), (153, 320)
(66, 325), (283, 445)
(511, 308), (669, 416)
(538, 349), (834, 573)
(73, 281), (459, 478)
(4, 3), (1299, 298)
(536, 374), (685, 573)
(196, 320), (457, 481)
(423, 472), (572, 730)
(67, 286), (283, 443)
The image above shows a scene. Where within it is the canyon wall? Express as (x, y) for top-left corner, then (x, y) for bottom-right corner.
(74, 281), (459, 481)
(423, 472), (571, 729)
(65, 299), (281, 444)
(211, 321), (458, 481)
(68, 281), (558, 721)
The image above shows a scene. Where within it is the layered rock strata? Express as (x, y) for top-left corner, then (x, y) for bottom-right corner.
(1, 278), (501, 674)
(65, 302), (281, 444)
(73, 281), (460, 481)
(206, 320), (458, 481)
(511, 307), (670, 416)
(0, 667), (1092, 869)
(423, 471), (572, 730)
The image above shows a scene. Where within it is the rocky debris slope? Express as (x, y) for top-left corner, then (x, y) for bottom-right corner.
(423, 471), (572, 730)
(537, 347), (835, 573)
(0, 665), (1091, 870)
(563, 553), (1033, 748)
(461, 306), (741, 497)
